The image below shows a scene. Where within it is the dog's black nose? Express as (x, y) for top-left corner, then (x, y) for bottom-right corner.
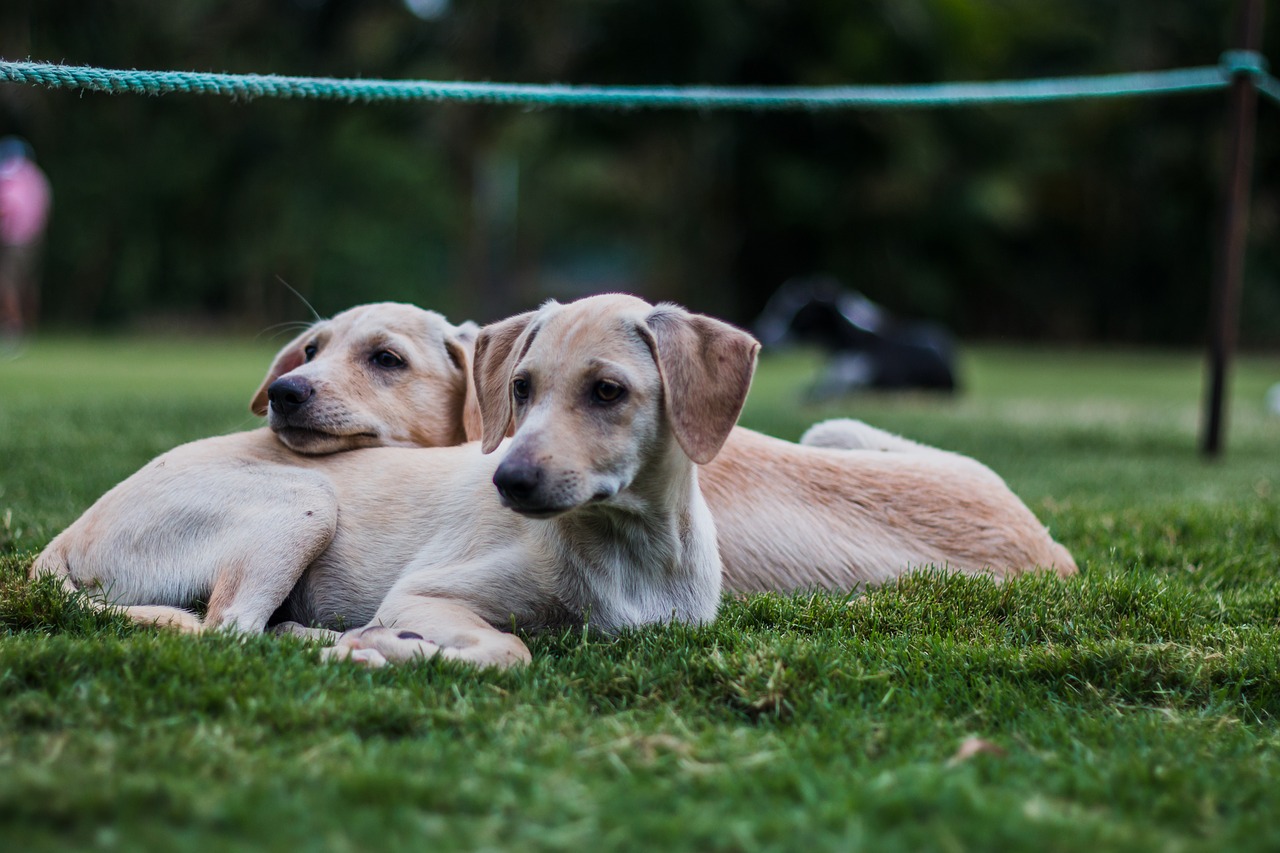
(493, 459), (541, 505)
(267, 376), (314, 417)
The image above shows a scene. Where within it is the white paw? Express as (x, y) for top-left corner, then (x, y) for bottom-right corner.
(320, 625), (443, 667)
(320, 644), (388, 667)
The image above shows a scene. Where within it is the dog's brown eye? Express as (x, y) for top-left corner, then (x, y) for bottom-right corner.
(303, 343), (318, 362)
(512, 377), (530, 401)
(372, 351), (404, 369)
(593, 380), (625, 403)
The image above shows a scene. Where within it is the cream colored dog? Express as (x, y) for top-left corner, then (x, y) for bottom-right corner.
(270, 294), (756, 667)
(39, 294), (758, 668)
(32, 301), (480, 632)
(36, 292), (1072, 652)
(705, 418), (1077, 592)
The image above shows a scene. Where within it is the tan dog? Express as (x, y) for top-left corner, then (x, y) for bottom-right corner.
(36, 294), (756, 668)
(36, 292), (1071, 652)
(32, 302), (479, 632)
(704, 418), (1076, 592)
(270, 294), (757, 667)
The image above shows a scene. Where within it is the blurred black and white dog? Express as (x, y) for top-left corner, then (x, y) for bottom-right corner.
(754, 276), (958, 398)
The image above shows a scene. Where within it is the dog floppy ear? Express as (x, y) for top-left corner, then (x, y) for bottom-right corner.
(642, 304), (760, 465)
(446, 321), (487, 443)
(250, 324), (321, 416)
(473, 310), (541, 454)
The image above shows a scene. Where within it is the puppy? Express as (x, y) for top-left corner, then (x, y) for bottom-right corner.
(703, 419), (1077, 593)
(270, 294), (758, 667)
(32, 302), (479, 632)
(35, 294), (756, 668)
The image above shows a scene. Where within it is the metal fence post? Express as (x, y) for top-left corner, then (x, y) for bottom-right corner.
(1202, 0), (1265, 457)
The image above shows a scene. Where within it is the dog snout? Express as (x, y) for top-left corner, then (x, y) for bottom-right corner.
(267, 376), (314, 417)
(493, 458), (542, 508)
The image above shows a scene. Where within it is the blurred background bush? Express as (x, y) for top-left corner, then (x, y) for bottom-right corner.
(0, 0), (1276, 343)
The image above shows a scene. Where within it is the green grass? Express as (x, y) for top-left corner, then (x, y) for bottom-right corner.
(2, 337), (1279, 851)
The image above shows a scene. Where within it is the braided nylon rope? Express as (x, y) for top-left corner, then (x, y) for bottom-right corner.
(0, 51), (1276, 111)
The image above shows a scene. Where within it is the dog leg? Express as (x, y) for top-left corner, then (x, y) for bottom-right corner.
(113, 604), (206, 633)
(322, 595), (532, 669)
(34, 557), (207, 632)
(201, 499), (339, 634)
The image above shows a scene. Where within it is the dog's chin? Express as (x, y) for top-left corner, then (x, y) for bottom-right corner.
(499, 488), (619, 519)
(497, 496), (577, 520)
(273, 426), (380, 455)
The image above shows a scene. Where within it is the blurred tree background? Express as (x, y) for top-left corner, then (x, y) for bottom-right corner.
(0, 0), (1277, 343)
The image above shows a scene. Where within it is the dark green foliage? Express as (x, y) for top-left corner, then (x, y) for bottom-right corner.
(1, 2), (1278, 340)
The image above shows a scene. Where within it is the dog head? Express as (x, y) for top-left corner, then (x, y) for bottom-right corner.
(473, 294), (759, 518)
(251, 302), (480, 455)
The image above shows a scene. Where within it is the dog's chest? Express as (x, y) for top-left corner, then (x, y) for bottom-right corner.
(548, 527), (717, 634)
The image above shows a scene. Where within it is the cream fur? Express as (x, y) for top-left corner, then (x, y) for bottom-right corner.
(32, 302), (478, 631)
(36, 295), (759, 669)
(704, 421), (1076, 593)
(34, 295), (1075, 651)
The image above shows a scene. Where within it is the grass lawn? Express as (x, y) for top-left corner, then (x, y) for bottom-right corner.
(1, 335), (1279, 851)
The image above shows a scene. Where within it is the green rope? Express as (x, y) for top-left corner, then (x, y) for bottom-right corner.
(1, 52), (1276, 111)
(1258, 71), (1280, 105)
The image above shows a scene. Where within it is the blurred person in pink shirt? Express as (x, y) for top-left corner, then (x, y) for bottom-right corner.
(0, 137), (52, 341)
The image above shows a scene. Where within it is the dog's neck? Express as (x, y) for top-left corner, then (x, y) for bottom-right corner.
(558, 437), (699, 569)
(548, 435), (721, 633)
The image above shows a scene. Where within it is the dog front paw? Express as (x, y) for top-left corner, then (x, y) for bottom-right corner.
(320, 644), (389, 667)
(321, 625), (443, 667)
(273, 621), (342, 643)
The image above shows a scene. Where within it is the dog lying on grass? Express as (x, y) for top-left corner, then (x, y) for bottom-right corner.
(33, 294), (1073, 649)
(32, 301), (480, 632)
(705, 417), (1077, 590)
(269, 294), (758, 666)
(43, 294), (759, 668)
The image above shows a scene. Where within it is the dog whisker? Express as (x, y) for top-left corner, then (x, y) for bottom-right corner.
(275, 275), (321, 322)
